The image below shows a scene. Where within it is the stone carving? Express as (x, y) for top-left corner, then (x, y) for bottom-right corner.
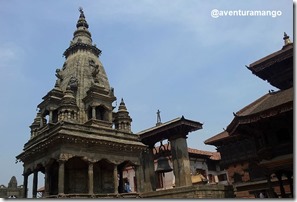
(59, 153), (74, 161)
(89, 59), (100, 83)
(55, 69), (63, 81)
(92, 66), (100, 83)
(68, 76), (78, 90)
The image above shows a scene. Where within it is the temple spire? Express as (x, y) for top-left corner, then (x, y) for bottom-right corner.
(73, 7), (92, 45)
(118, 98), (127, 111)
(77, 7), (89, 29)
(63, 7), (101, 58)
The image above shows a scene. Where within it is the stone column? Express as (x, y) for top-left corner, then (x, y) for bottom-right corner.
(118, 168), (124, 193)
(23, 173), (28, 198)
(276, 171), (286, 198)
(169, 135), (192, 187)
(135, 165), (142, 193)
(134, 166), (141, 193)
(148, 147), (157, 191)
(40, 117), (44, 127)
(113, 165), (119, 194)
(92, 107), (96, 119)
(58, 160), (65, 195)
(88, 162), (94, 195)
(138, 148), (156, 192)
(32, 170), (38, 198)
(49, 111), (53, 123)
(44, 166), (50, 197)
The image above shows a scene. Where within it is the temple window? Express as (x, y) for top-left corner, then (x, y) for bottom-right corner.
(95, 106), (107, 121)
(52, 110), (58, 123)
(87, 107), (92, 120)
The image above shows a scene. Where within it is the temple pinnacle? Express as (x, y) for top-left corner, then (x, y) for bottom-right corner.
(283, 32), (292, 46)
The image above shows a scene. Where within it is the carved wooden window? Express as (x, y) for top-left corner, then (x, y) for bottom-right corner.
(233, 172), (242, 183)
(276, 128), (291, 144)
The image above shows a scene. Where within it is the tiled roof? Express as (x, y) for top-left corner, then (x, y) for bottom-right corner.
(249, 43), (293, 70)
(205, 87), (293, 145)
(235, 87), (293, 117)
(188, 147), (221, 160)
(204, 131), (229, 145)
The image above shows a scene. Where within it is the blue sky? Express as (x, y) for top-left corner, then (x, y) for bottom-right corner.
(0, 0), (293, 192)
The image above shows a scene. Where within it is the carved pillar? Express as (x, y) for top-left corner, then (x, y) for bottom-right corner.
(49, 111), (53, 123)
(58, 160), (65, 195)
(92, 107), (96, 119)
(40, 117), (44, 127)
(276, 171), (286, 198)
(88, 162), (94, 195)
(147, 146), (156, 191)
(118, 168), (124, 193)
(44, 166), (50, 197)
(23, 172), (28, 198)
(169, 135), (192, 187)
(113, 165), (119, 194)
(135, 164), (142, 193)
(32, 170), (38, 198)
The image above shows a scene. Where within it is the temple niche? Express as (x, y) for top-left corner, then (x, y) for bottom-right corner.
(16, 8), (234, 199)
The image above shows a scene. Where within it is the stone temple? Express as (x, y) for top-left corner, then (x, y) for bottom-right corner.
(16, 8), (234, 198)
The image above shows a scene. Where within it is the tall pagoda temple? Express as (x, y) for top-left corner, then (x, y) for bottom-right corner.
(205, 33), (293, 198)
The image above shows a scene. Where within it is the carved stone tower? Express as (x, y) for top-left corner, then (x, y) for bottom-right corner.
(38, 8), (116, 128)
(16, 8), (211, 199)
(16, 8), (150, 198)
